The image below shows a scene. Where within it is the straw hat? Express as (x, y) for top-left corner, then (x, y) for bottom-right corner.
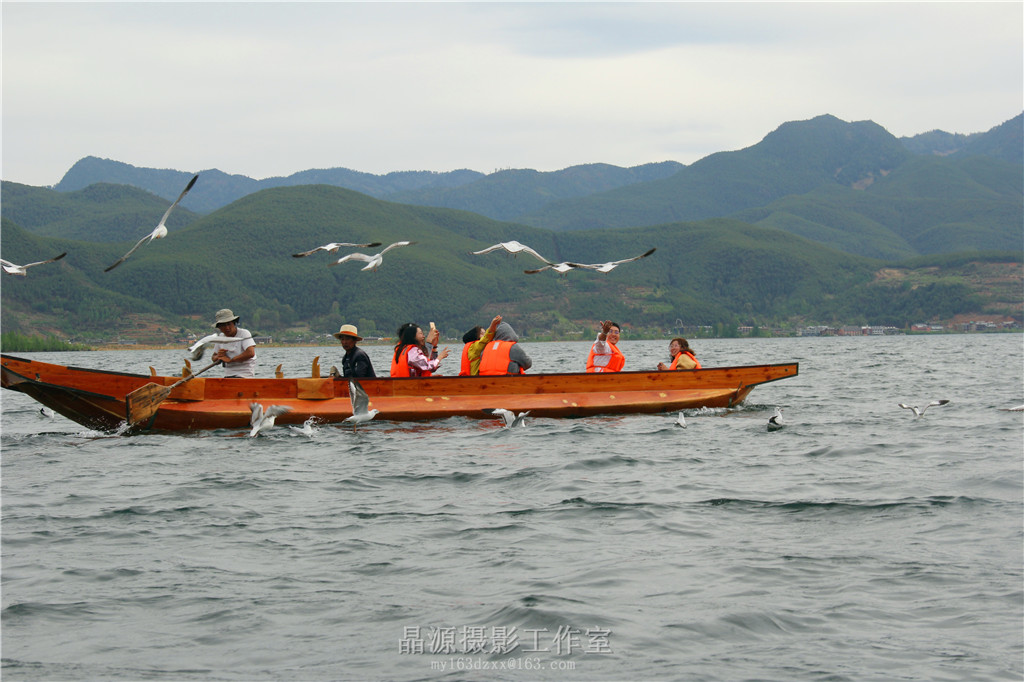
(333, 324), (362, 341)
(213, 308), (240, 327)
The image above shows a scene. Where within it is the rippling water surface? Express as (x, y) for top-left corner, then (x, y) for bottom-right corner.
(2, 335), (1022, 681)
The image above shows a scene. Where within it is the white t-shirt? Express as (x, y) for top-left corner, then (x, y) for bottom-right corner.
(213, 327), (257, 378)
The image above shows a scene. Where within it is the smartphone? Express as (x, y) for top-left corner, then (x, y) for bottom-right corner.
(429, 322), (436, 331)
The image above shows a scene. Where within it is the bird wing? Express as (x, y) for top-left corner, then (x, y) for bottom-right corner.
(0, 259), (14, 268)
(104, 233), (154, 272)
(22, 252), (67, 269)
(249, 402), (264, 427)
(510, 411), (530, 427)
(897, 403), (920, 416)
(349, 380), (370, 415)
(523, 265), (554, 274)
(471, 243), (508, 255)
(927, 400), (950, 408)
(580, 248), (658, 272)
(473, 241), (551, 263)
(156, 174), (199, 228)
(293, 245), (330, 257)
(332, 252), (374, 265)
(264, 405), (292, 419)
(483, 408), (515, 427)
(380, 241), (414, 254)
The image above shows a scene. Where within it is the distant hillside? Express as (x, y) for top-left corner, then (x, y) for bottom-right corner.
(1, 185), (1018, 344)
(900, 113), (1022, 165)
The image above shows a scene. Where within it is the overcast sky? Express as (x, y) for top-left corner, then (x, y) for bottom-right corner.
(2, 2), (1021, 187)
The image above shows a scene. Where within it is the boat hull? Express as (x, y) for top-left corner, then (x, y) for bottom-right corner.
(2, 354), (798, 433)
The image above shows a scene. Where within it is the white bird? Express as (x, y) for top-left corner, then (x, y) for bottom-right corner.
(187, 333), (240, 361)
(344, 379), (379, 431)
(567, 248), (657, 273)
(471, 240), (552, 264)
(1002, 404), (1024, 412)
(104, 174), (198, 272)
(1, 252), (67, 276)
(898, 400), (950, 418)
(248, 402), (292, 437)
(292, 241), (382, 258)
(524, 262), (577, 275)
(675, 411), (687, 428)
(290, 416), (318, 436)
(39, 407), (55, 419)
(483, 408), (530, 428)
(331, 241), (414, 272)
(767, 407), (784, 431)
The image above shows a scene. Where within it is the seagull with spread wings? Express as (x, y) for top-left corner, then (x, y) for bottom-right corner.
(1, 252), (66, 276)
(104, 174), (198, 272)
(483, 408), (530, 428)
(898, 400), (950, 418)
(330, 241), (414, 272)
(568, 248), (657, 273)
(292, 242), (382, 258)
(344, 379), (379, 431)
(471, 240), (552, 264)
(248, 402), (292, 437)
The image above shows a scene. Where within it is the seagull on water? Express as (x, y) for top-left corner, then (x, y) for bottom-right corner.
(483, 408), (530, 428)
(331, 241), (414, 272)
(187, 333), (241, 361)
(567, 248), (657, 273)
(344, 379), (379, 431)
(290, 416), (319, 436)
(898, 400), (950, 418)
(471, 240), (552, 264)
(766, 407), (784, 431)
(292, 241), (382, 258)
(104, 174), (198, 272)
(675, 411), (687, 428)
(249, 402), (292, 437)
(1, 252), (67, 276)
(39, 407), (55, 419)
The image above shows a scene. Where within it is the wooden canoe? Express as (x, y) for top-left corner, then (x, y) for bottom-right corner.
(1, 353), (798, 433)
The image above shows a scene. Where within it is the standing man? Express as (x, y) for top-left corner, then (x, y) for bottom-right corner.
(210, 308), (257, 378)
(334, 324), (376, 378)
(586, 320), (625, 373)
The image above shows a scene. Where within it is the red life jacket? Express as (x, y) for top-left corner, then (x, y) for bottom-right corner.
(459, 343), (472, 376)
(390, 345), (434, 378)
(586, 341), (625, 373)
(478, 340), (523, 376)
(670, 350), (701, 370)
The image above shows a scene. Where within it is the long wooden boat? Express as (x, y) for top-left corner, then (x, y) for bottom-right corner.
(1, 354), (798, 433)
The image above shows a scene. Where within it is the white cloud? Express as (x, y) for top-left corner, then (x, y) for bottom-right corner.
(2, 2), (1020, 186)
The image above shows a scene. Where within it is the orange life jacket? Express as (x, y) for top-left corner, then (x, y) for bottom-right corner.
(586, 340), (625, 373)
(670, 350), (701, 370)
(390, 345), (434, 378)
(459, 343), (472, 376)
(477, 340), (523, 376)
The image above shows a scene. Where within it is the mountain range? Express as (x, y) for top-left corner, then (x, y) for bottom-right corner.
(1, 113), (1020, 344)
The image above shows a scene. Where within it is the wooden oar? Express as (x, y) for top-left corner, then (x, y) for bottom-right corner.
(125, 361), (220, 425)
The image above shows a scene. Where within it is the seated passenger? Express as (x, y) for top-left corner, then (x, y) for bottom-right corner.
(586, 320), (624, 373)
(459, 315), (502, 376)
(478, 321), (532, 375)
(658, 338), (701, 371)
(390, 323), (449, 377)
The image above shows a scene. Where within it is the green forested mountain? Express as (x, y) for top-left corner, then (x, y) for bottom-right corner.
(1, 184), (1019, 343)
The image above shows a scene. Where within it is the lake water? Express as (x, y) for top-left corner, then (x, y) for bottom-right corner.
(2, 335), (1022, 681)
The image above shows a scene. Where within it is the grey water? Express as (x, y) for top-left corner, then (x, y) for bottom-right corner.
(2, 335), (1022, 681)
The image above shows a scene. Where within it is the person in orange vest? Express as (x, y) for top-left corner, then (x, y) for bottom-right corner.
(459, 314), (503, 376)
(390, 322), (450, 377)
(658, 338), (701, 370)
(478, 322), (533, 375)
(586, 320), (625, 373)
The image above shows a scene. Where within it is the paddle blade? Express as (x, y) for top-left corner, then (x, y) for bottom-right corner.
(125, 382), (172, 425)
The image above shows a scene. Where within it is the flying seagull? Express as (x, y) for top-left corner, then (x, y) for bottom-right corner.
(331, 241), (414, 272)
(766, 407), (784, 431)
(898, 400), (950, 418)
(187, 333), (240, 361)
(248, 402), (292, 437)
(675, 411), (687, 428)
(104, 174), (198, 272)
(344, 379), (379, 431)
(524, 262), (577, 275)
(1, 252), (67, 276)
(483, 408), (530, 428)
(292, 241), (382, 258)
(471, 240), (552, 264)
(567, 248), (657, 273)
